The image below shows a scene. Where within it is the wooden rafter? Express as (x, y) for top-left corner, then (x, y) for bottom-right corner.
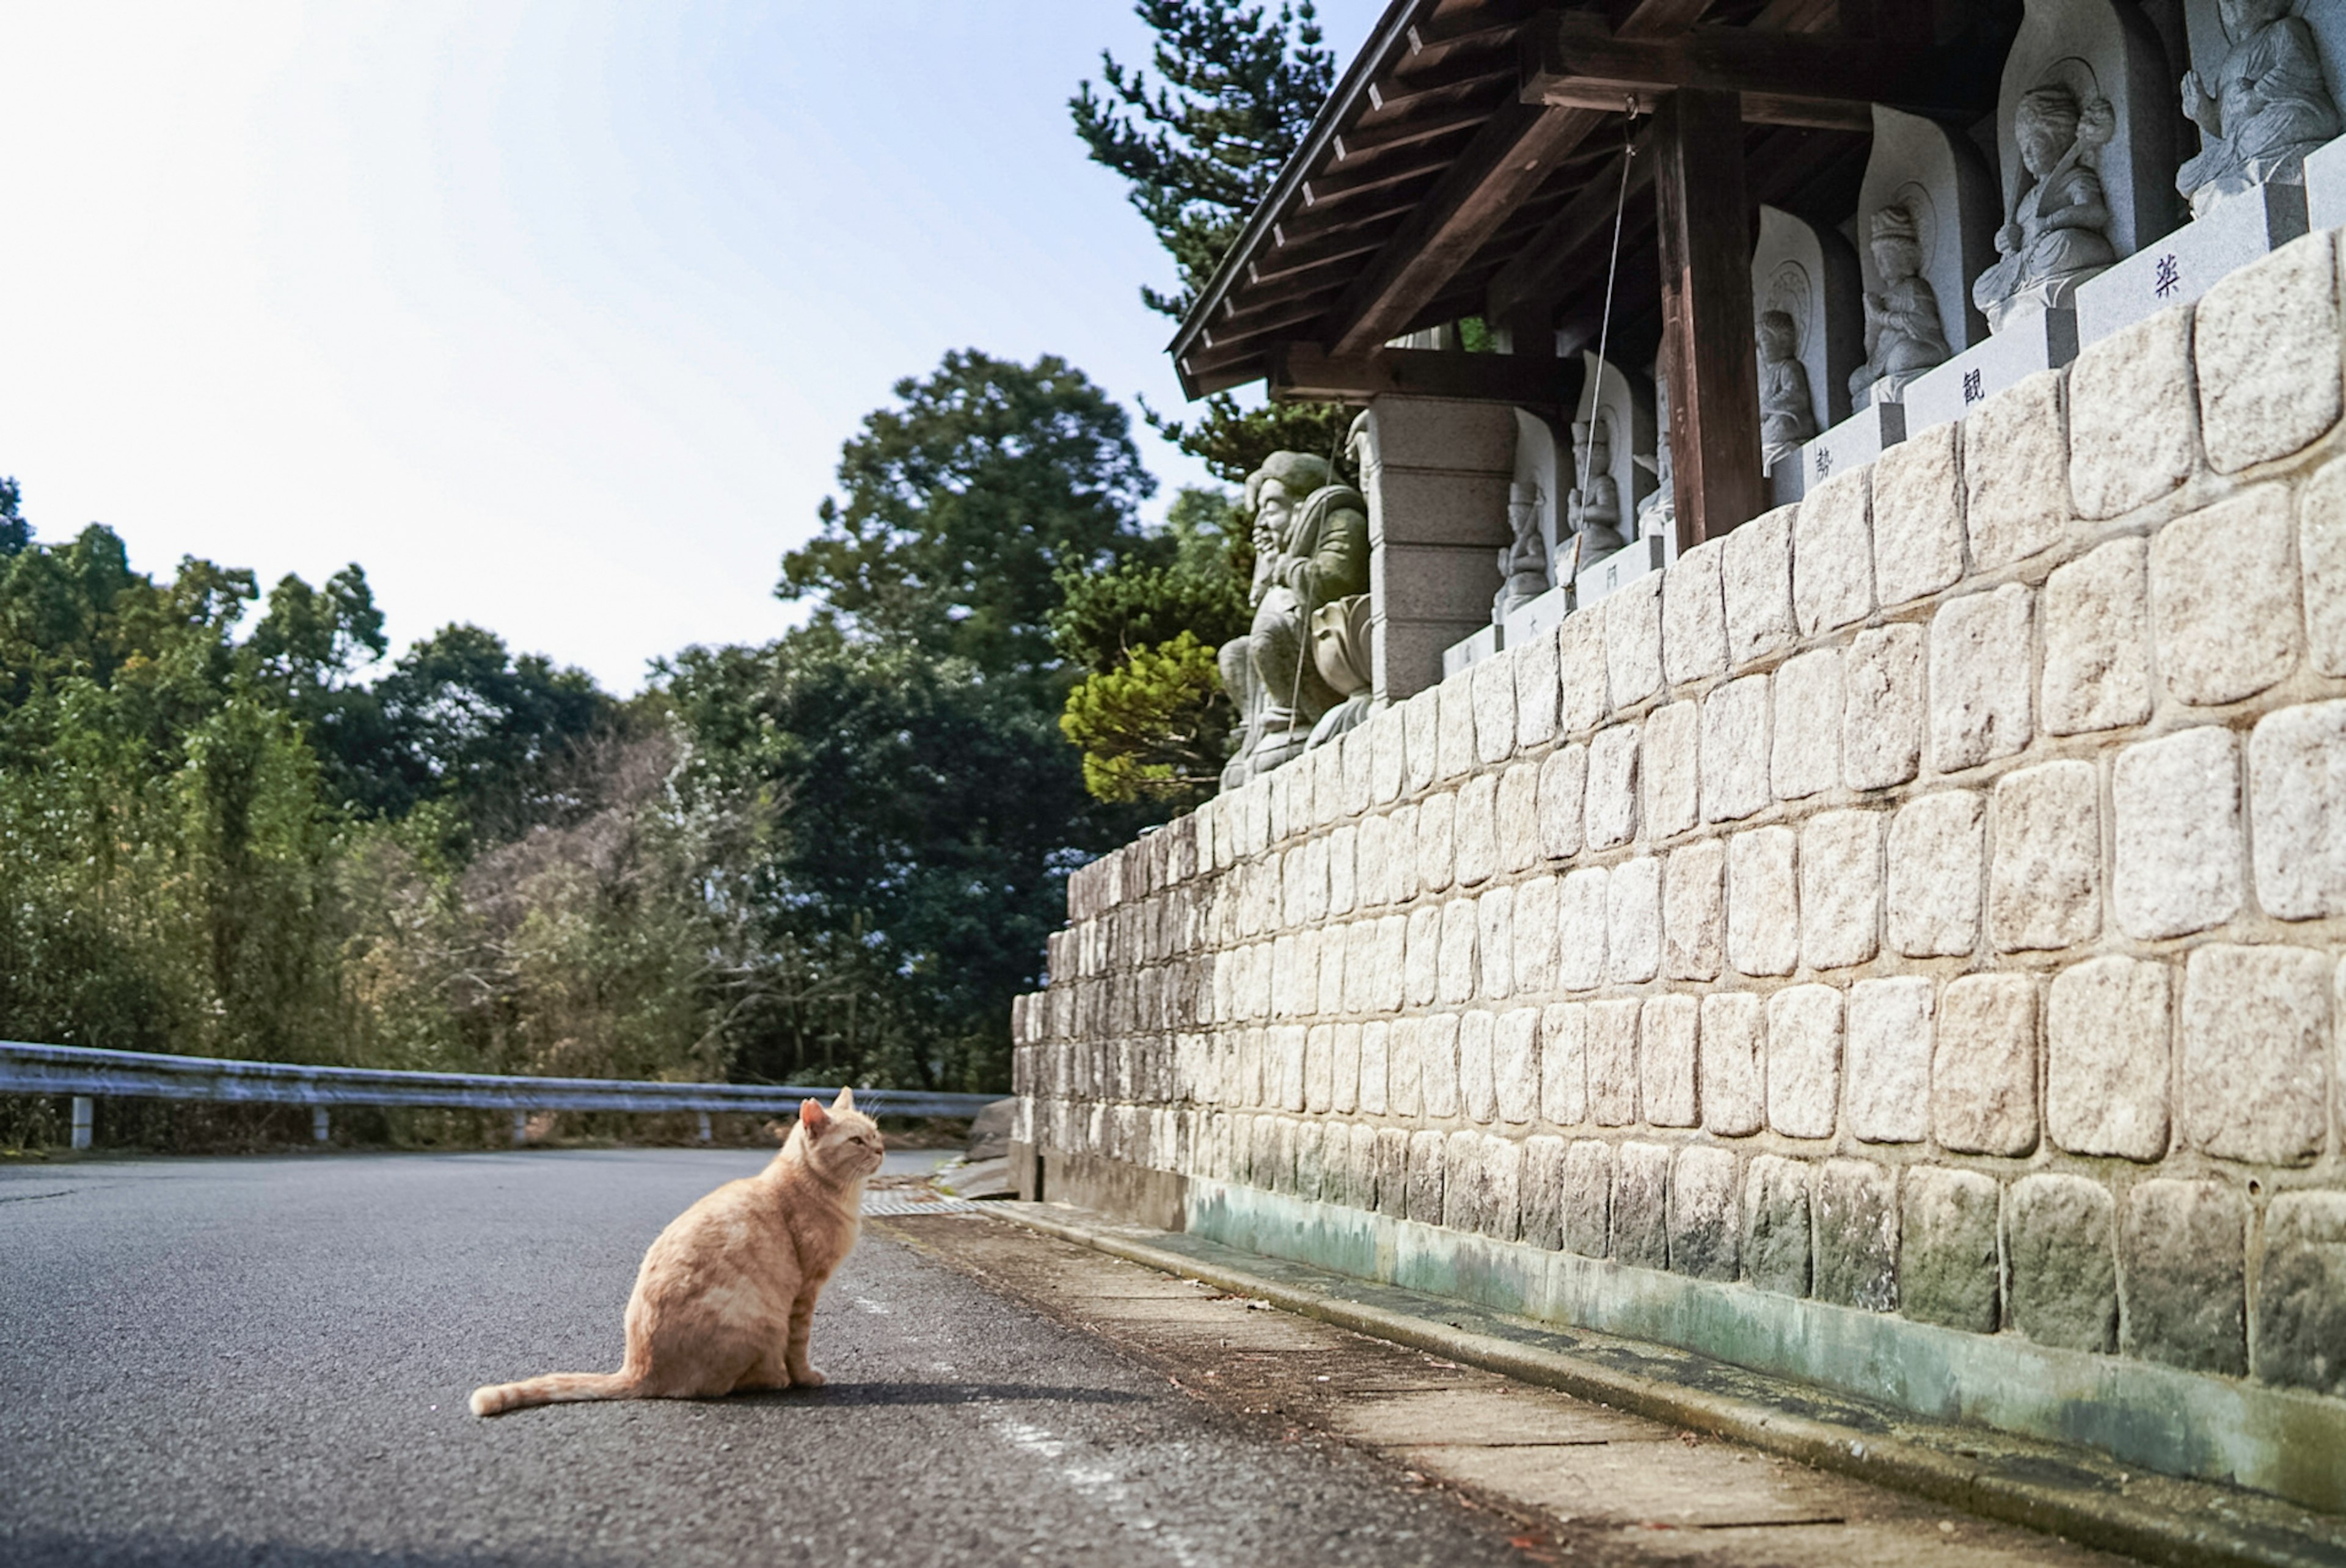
(1268, 343), (1586, 406)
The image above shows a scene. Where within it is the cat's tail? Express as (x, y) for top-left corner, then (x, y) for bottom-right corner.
(469, 1370), (638, 1417)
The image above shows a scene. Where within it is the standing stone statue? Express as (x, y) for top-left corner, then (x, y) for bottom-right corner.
(1494, 481), (1551, 620)
(1564, 414), (1627, 562)
(1849, 203), (1954, 409)
(1218, 450), (1370, 790)
(1973, 82), (2119, 330)
(1756, 310), (1818, 472)
(2177, 0), (2341, 217)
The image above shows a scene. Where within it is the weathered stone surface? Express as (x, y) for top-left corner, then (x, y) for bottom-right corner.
(1358, 1020), (1390, 1116)
(1585, 723), (1642, 850)
(2068, 304), (2196, 519)
(1416, 790), (1456, 894)
(2042, 538), (2152, 735)
(2249, 701), (2346, 920)
(1494, 1005), (1539, 1125)
(1389, 803), (1422, 903)
(1497, 761), (1542, 874)
(2180, 943), (2331, 1166)
(1772, 647), (1843, 801)
(1613, 1141), (1672, 1269)
(1558, 866), (1609, 993)
(2007, 1173), (2117, 1353)
(1722, 504), (1797, 669)
(1521, 1134), (1568, 1249)
(1388, 1016), (1423, 1118)
(1847, 976), (1933, 1145)
(1844, 624), (1925, 790)
(1741, 1157), (1811, 1300)
(1701, 676), (1772, 823)
(2151, 486), (2302, 706)
(1513, 873), (1559, 997)
(1454, 773), (1500, 889)
(1481, 1134), (1523, 1242)
(1963, 367), (2070, 570)
(2256, 1193), (2346, 1398)
(1664, 839), (1725, 982)
(1932, 973), (2039, 1156)
(1792, 467), (1874, 636)
(1458, 1008), (1497, 1123)
(1662, 538), (1728, 687)
(1372, 705), (1408, 806)
(1727, 826), (1799, 978)
(2121, 1180), (2246, 1376)
(2045, 955), (2171, 1161)
(1341, 726), (1375, 821)
(1328, 825), (1358, 916)
(1766, 984), (1841, 1140)
(1643, 700), (1701, 842)
(1931, 585), (2035, 773)
(1555, 607), (1610, 736)
(1473, 652), (1518, 766)
(1541, 1002), (1587, 1126)
(1899, 1166), (2001, 1333)
(2195, 229), (2342, 475)
(1405, 1128), (1448, 1225)
(1539, 742), (1588, 862)
(1438, 900), (1479, 1005)
(1516, 621), (1562, 749)
(1588, 998), (1641, 1126)
(1419, 1013), (1463, 1120)
(1562, 1139), (1612, 1256)
(1698, 991), (1764, 1137)
(1332, 1021), (1361, 1114)
(1814, 1158), (1898, 1311)
(1403, 905), (1439, 1009)
(2112, 726), (2242, 939)
(1438, 674), (1477, 782)
(1293, 1119), (1328, 1203)
(1990, 761), (2101, 953)
(1887, 790), (1983, 958)
(1870, 419), (1965, 608)
(1799, 809), (1881, 971)
(1640, 994), (1700, 1128)
(1477, 889), (1515, 1002)
(1375, 1126), (1411, 1218)
(1367, 916), (1408, 1014)
(2308, 458), (2346, 676)
(1606, 574), (1665, 711)
(1606, 855), (1662, 985)
(1670, 1146), (1740, 1281)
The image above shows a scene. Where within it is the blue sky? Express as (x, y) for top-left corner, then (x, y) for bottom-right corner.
(0, 0), (1383, 693)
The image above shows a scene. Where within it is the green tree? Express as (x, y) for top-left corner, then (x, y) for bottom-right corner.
(1059, 629), (1232, 805)
(0, 479), (27, 558)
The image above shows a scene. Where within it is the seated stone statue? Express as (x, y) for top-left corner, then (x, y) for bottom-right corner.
(1303, 593), (1374, 751)
(1494, 481), (1551, 619)
(1218, 450), (1370, 790)
(1565, 415), (1627, 563)
(1756, 309), (1816, 472)
(1973, 84), (2118, 331)
(2177, 0), (2342, 217)
(1849, 203), (1953, 410)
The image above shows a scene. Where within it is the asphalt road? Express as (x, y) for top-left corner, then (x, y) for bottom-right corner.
(0, 1150), (1536, 1568)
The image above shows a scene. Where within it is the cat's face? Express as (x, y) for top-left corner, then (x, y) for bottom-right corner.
(797, 1090), (886, 1180)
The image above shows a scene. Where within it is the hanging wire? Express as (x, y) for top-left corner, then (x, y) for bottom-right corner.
(1566, 96), (1644, 585)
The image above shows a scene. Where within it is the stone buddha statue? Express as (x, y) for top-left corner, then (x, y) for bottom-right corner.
(1849, 203), (1953, 410)
(1564, 415), (1626, 562)
(2177, 0), (2342, 218)
(1494, 481), (1551, 619)
(1218, 449), (1370, 790)
(1756, 309), (1817, 471)
(1973, 82), (2118, 331)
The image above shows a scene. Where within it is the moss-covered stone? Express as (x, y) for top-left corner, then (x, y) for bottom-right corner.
(1899, 1166), (2001, 1332)
(1743, 1154), (1813, 1297)
(1668, 1146), (1739, 1280)
(1562, 1140), (1612, 1256)
(1614, 1141), (1671, 1269)
(2256, 1192), (2346, 1396)
(1814, 1158), (1898, 1311)
(2121, 1180), (2246, 1376)
(2006, 1173), (2116, 1352)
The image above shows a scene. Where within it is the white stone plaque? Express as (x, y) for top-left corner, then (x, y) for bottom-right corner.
(1572, 535), (1667, 609)
(1798, 401), (1907, 491)
(2077, 181), (2311, 343)
(1442, 623), (1502, 679)
(1903, 308), (2080, 434)
(2311, 133), (2346, 232)
(1501, 582), (1573, 651)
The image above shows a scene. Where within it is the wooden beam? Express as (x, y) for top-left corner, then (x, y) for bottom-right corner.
(1268, 343), (1585, 407)
(1653, 87), (1764, 549)
(1485, 117), (1661, 323)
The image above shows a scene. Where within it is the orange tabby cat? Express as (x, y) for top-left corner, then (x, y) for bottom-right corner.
(470, 1088), (883, 1417)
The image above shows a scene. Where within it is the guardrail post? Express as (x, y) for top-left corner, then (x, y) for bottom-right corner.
(70, 1096), (93, 1151)
(696, 1111), (712, 1143)
(312, 1108), (331, 1143)
(511, 1110), (528, 1147)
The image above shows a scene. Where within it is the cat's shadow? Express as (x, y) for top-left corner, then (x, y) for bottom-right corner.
(739, 1380), (1147, 1408)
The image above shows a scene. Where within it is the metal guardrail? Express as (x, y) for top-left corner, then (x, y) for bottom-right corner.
(0, 1041), (1004, 1148)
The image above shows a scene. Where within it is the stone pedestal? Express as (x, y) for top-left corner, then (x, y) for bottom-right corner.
(1501, 582), (1573, 651)
(1799, 402), (1908, 491)
(1574, 535), (1667, 608)
(1904, 309), (2080, 434)
(2077, 182), (2311, 345)
(2310, 135), (2346, 233)
(1357, 395), (1517, 704)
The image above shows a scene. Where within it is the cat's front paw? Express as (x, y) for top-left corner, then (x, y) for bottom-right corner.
(791, 1366), (825, 1388)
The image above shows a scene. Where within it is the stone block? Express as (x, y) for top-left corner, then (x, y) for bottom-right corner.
(1588, 998), (1641, 1126)
(1605, 574), (1665, 711)
(1847, 976), (1933, 1145)
(1844, 624), (1926, 790)
(2194, 229), (2342, 475)
(1521, 1135), (1568, 1250)
(1388, 1016), (1423, 1118)
(1341, 726), (1376, 822)
(2112, 726), (2243, 939)
(1642, 699), (1701, 841)
(1403, 687), (1441, 797)
(1328, 825), (1358, 916)
(1294, 1120), (1328, 1203)
(1404, 905), (1441, 1007)
(1662, 538), (1728, 687)
(1614, 1141), (1672, 1269)
(1562, 1139), (1612, 1256)
(1458, 1009), (1497, 1123)
(1348, 1122), (1381, 1211)
(1899, 1167), (2001, 1333)
(1989, 761), (2101, 954)
(1743, 1154), (1812, 1297)
(2249, 701), (2346, 920)
(1538, 742), (1588, 861)
(1367, 916), (1408, 1013)
(1792, 467), (1874, 636)
(1931, 973), (2039, 1156)
(1420, 1013), (1461, 1119)
(1722, 504), (1797, 668)
(1438, 674), (1477, 782)
(1513, 873), (1558, 997)
(1540, 1003), (1587, 1126)
(1963, 367), (2071, 570)
(2067, 304), (2197, 519)
(1799, 809), (1881, 972)
(1607, 855), (1662, 986)
(1887, 790), (1984, 958)
(1931, 585), (2035, 773)
(1473, 651), (1518, 766)
(1557, 867), (1609, 992)
(1640, 994), (1700, 1129)
(1670, 1147), (1740, 1282)
(1375, 1127), (1411, 1218)
(1663, 839), (1725, 982)
(1766, 985), (1841, 1140)
(1371, 705), (1408, 806)
(1700, 675), (1772, 823)
(2121, 1180), (2247, 1376)
(2006, 1174), (2117, 1353)
(2041, 538), (2153, 736)
(1555, 606), (1610, 736)
(1497, 761), (1541, 873)
(1698, 991), (1764, 1137)
(1305, 1023), (1334, 1113)
(1275, 1023), (1308, 1110)
(1870, 420), (1965, 608)
(2151, 486), (2302, 706)
(2045, 955), (2171, 1161)
(1481, 1134), (1524, 1242)
(1515, 621), (1561, 749)
(2256, 1193), (2346, 1398)
(2309, 458), (2346, 676)
(1727, 826), (1799, 977)
(1494, 1006), (1539, 1125)
(2180, 943), (2331, 1166)
(1585, 723), (1641, 850)
(1437, 900), (1478, 1005)
(1455, 773), (1499, 889)
(1814, 1159), (1899, 1312)
(1405, 1128), (1448, 1226)
(1771, 648), (1842, 801)
(1416, 790), (1456, 894)
(1358, 1020), (1389, 1117)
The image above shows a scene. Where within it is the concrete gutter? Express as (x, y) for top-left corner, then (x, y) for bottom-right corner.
(992, 1200), (2346, 1568)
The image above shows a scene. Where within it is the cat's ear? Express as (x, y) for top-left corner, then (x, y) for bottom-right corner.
(833, 1085), (856, 1115)
(799, 1098), (831, 1138)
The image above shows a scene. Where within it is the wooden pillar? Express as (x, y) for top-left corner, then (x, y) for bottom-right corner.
(1654, 88), (1764, 550)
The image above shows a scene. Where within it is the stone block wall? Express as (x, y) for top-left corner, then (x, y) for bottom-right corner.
(1010, 232), (2346, 1508)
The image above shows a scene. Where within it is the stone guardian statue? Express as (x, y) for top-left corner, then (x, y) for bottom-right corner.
(2176, 0), (2342, 217)
(1849, 203), (1954, 409)
(1972, 83), (2119, 330)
